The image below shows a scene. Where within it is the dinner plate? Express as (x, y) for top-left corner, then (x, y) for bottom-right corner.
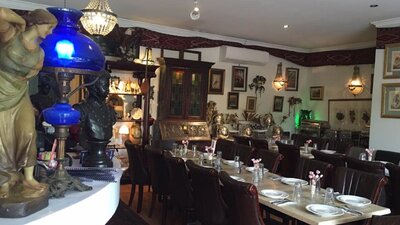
(306, 204), (344, 217)
(245, 167), (269, 173)
(230, 176), (245, 182)
(222, 159), (243, 166)
(320, 150), (336, 154)
(280, 178), (308, 186)
(336, 195), (371, 208)
(260, 189), (289, 199)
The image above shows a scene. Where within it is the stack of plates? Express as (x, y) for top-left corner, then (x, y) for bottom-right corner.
(260, 189), (289, 199)
(336, 195), (371, 208)
(306, 204), (344, 217)
(280, 178), (308, 186)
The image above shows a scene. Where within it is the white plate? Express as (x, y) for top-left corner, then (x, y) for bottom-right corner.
(281, 178), (308, 186)
(230, 176), (245, 182)
(306, 204), (344, 217)
(320, 150), (336, 154)
(223, 159), (243, 166)
(260, 189), (289, 199)
(336, 195), (371, 208)
(245, 167), (269, 173)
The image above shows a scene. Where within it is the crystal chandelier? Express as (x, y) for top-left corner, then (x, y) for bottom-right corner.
(348, 65), (364, 96)
(81, 0), (118, 36)
(273, 62), (287, 91)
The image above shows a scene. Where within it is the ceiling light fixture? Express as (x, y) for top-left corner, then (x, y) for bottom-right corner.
(272, 62), (287, 91)
(283, 25), (289, 29)
(348, 65), (364, 96)
(190, 0), (200, 20)
(81, 0), (118, 36)
(369, 4), (378, 8)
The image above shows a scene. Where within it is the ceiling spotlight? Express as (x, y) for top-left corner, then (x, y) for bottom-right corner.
(190, 0), (200, 20)
(283, 25), (289, 29)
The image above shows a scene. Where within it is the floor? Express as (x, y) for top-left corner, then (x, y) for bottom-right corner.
(119, 184), (198, 225)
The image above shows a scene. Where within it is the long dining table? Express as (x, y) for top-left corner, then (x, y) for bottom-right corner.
(173, 149), (391, 225)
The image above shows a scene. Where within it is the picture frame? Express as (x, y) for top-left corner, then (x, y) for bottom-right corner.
(273, 96), (284, 112)
(227, 92), (239, 109)
(381, 83), (400, 118)
(310, 86), (324, 100)
(208, 68), (225, 94)
(328, 98), (372, 130)
(285, 68), (299, 91)
(246, 96), (257, 112)
(231, 66), (248, 92)
(383, 43), (400, 79)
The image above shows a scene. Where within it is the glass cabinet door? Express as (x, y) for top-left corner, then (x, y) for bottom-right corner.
(169, 69), (184, 116)
(188, 72), (202, 117)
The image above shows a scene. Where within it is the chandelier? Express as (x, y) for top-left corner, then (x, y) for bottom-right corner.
(81, 0), (118, 36)
(348, 65), (364, 96)
(272, 62), (287, 91)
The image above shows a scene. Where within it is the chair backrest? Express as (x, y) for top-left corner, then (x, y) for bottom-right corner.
(144, 145), (169, 195)
(250, 138), (269, 150)
(345, 146), (366, 159)
(233, 135), (251, 146)
(311, 150), (346, 168)
(186, 160), (229, 225)
(345, 156), (386, 175)
(234, 143), (257, 166)
(125, 140), (149, 185)
(326, 138), (353, 154)
(332, 167), (388, 204)
(371, 215), (400, 225)
(385, 163), (400, 214)
(294, 158), (333, 188)
(374, 150), (400, 165)
(164, 154), (193, 210)
(219, 171), (265, 225)
(291, 133), (309, 148)
(276, 141), (300, 177)
(309, 137), (329, 150)
(215, 138), (236, 160)
(258, 149), (284, 174)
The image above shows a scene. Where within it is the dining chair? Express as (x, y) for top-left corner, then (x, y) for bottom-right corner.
(370, 215), (400, 225)
(125, 140), (151, 213)
(385, 163), (400, 214)
(293, 158), (333, 188)
(233, 135), (251, 146)
(311, 150), (346, 168)
(164, 154), (195, 225)
(291, 133), (309, 148)
(144, 145), (170, 225)
(345, 146), (366, 159)
(374, 150), (400, 165)
(257, 149), (284, 174)
(326, 138), (353, 154)
(276, 141), (300, 177)
(345, 156), (386, 175)
(219, 171), (266, 225)
(234, 143), (257, 166)
(186, 160), (229, 225)
(250, 138), (269, 150)
(215, 138), (236, 160)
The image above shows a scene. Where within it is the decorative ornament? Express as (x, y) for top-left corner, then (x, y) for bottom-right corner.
(249, 75), (266, 96)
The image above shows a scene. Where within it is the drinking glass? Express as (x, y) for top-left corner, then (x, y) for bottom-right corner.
(234, 156), (241, 174)
(313, 143), (318, 150)
(258, 163), (264, 180)
(324, 187), (335, 205)
(287, 140), (294, 145)
(359, 152), (367, 161)
(172, 143), (178, 155)
(215, 151), (222, 171)
(198, 153), (204, 166)
(192, 144), (197, 156)
(293, 182), (302, 203)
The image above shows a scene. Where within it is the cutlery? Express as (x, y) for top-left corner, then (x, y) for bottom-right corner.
(270, 199), (291, 205)
(338, 206), (363, 215)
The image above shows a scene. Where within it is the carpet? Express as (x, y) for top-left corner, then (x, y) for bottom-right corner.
(106, 200), (149, 225)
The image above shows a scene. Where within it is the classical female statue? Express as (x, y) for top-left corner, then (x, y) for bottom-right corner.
(0, 8), (57, 199)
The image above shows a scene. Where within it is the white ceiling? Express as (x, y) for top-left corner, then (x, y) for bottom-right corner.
(5, 0), (400, 50)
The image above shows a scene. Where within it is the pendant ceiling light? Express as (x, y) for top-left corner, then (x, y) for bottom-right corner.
(81, 0), (118, 36)
(190, 0), (200, 20)
(272, 62), (287, 91)
(348, 65), (364, 96)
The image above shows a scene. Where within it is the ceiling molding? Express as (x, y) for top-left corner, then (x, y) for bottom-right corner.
(371, 17), (400, 28)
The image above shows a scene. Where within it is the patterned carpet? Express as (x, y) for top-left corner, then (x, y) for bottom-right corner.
(106, 200), (149, 225)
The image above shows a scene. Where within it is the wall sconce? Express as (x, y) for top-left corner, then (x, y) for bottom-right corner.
(348, 65), (364, 96)
(272, 62), (287, 91)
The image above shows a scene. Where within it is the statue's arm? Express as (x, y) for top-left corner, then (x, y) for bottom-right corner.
(0, 7), (26, 42)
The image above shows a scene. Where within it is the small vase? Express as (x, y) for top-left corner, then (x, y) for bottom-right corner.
(368, 155), (372, 161)
(310, 179), (321, 201)
(304, 143), (309, 153)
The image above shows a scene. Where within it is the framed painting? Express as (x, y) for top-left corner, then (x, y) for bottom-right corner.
(231, 66), (248, 92)
(383, 43), (400, 79)
(381, 83), (400, 118)
(273, 96), (284, 112)
(310, 86), (324, 100)
(227, 92), (239, 109)
(285, 68), (299, 91)
(208, 68), (225, 94)
(328, 98), (372, 130)
(246, 96), (257, 112)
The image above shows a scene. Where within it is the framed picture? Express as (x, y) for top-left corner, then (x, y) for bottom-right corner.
(246, 96), (257, 112)
(285, 68), (299, 91)
(227, 92), (239, 109)
(231, 66), (248, 92)
(328, 98), (372, 130)
(381, 83), (400, 118)
(383, 43), (400, 79)
(208, 68), (225, 94)
(273, 96), (284, 112)
(310, 86), (324, 100)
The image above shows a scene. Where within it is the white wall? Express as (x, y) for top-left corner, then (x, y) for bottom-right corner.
(370, 49), (400, 152)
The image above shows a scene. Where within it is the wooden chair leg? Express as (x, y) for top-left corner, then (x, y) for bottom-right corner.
(128, 183), (136, 207)
(137, 184), (144, 213)
(148, 191), (157, 217)
(161, 195), (168, 225)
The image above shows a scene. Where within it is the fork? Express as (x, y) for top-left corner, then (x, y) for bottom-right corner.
(337, 205), (363, 216)
(270, 199), (291, 205)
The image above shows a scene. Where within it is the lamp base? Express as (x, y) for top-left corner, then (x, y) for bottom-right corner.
(42, 163), (92, 198)
(82, 140), (113, 168)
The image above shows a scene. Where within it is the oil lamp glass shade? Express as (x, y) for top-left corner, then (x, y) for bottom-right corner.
(43, 103), (81, 126)
(348, 66), (364, 96)
(81, 0), (118, 36)
(273, 62), (286, 91)
(41, 7), (105, 72)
